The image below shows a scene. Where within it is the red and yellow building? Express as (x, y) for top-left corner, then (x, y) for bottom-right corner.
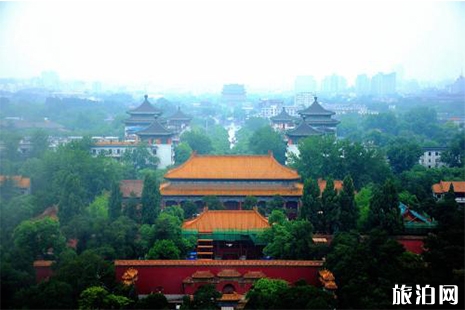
(160, 153), (303, 215)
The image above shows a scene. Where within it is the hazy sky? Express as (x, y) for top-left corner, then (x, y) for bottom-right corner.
(0, 0), (464, 90)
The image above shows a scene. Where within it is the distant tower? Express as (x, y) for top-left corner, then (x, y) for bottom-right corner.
(221, 84), (247, 105)
(297, 97), (340, 133)
(124, 95), (162, 139)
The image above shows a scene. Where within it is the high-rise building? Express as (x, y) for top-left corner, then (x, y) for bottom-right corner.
(371, 72), (397, 96)
(355, 74), (370, 96)
(320, 74), (347, 94)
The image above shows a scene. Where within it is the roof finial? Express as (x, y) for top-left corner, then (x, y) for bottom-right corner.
(314, 96), (318, 102)
(144, 94), (148, 101)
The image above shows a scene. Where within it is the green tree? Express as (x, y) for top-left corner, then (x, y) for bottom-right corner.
(174, 142), (192, 165)
(262, 220), (317, 259)
(245, 278), (288, 309)
(190, 284), (222, 310)
(137, 293), (169, 309)
(268, 209), (286, 225)
(183, 200), (199, 219)
(55, 250), (115, 301)
(386, 137), (423, 174)
(243, 196), (258, 210)
(266, 195), (285, 214)
(321, 178), (341, 234)
(58, 173), (86, 225)
(163, 205), (185, 221)
(108, 181), (122, 221)
(147, 239), (181, 259)
(13, 217), (66, 260)
(299, 178), (323, 232)
(366, 179), (403, 234)
(206, 124), (231, 154)
(202, 195), (224, 210)
(14, 279), (74, 309)
(78, 286), (132, 310)
(338, 175), (358, 231)
(86, 193), (109, 220)
(29, 129), (49, 159)
(122, 142), (159, 173)
(181, 129), (213, 154)
(103, 216), (138, 258)
(441, 133), (465, 167)
(249, 126), (287, 164)
(325, 230), (410, 309)
(141, 173), (161, 224)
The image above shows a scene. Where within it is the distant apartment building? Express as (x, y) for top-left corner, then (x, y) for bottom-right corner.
(371, 72), (397, 96)
(320, 74), (347, 94)
(221, 84), (247, 105)
(355, 74), (371, 96)
(419, 146), (447, 169)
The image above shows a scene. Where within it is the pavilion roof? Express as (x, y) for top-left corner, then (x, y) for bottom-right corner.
(286, 121), (322, 137)
(136, 119), (173, 137)
(160, 181), (303, 197)
(168, 107), (192, 121)
(164, 153), (300, 180)
(298, 97), (335, 116)
(127, 95), (162, 115)
(182, 209), (270, 233)
(432, 181), (465, 194)
(271, 107), (295, 122)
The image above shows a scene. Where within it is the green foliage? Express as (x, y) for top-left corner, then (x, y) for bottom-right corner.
(14, 279), (75, 309)
(299, 178), (322, 224)
(163, 205), (185, 221)
(338, 175), (358, 232)
(58, 173), (86, 225)
(86, 192), (109, 220)
(243, 196), (258, 210)
(137, 293), (169, 309)
(245, 278), (289, 309)
(441, 133), (465, 167)
(102, 216), (138, 258)
(321, 178), (340, 233)
(206, 124), (231, 154)
(141, 172), (161, 224)
(423, 191), (464, 298)
(355, 186), (373, 229)
(386, 137), (423, 174)
(147, 239), (181, 259)
(121, 142), (159, 177)
(291, 135), (391, 189)
(183, 200), (199, 219)
(262, 220), (318, 259)
(366, 179), (403, 234)
(249, 126), (287, 164)
(78, 286), (132, 310)
(29, 129), (50, 159)
(266, 195), (285, 214)
(55, 250), (115, 300)
(202, 195), (224, 210)
(268, 209), (287, 225)
(325, 230), (410, 309)
(108, 181), (122, 221)
(181, 128), (213, 154)
(190, 284), (222, 309)
(0, 195), (35, 245)
(13, 217), (66, 260)
(174, 142), (192, 165)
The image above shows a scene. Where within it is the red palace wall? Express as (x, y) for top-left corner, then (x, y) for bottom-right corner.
(115, 260), (324, 295)
(395, 236), (425, 255)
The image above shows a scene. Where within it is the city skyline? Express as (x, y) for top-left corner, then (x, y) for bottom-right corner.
(1, 0), (464, 91)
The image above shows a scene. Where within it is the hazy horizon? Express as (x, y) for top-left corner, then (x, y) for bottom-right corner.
(1, 0), (464, 91)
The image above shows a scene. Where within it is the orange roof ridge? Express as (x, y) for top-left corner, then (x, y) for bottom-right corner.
(164, 153), (300, 180)
(182, 209), (270, 232)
